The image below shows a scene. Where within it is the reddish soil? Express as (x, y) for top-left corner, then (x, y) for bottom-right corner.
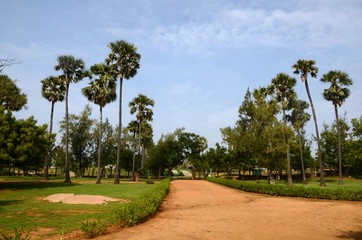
(43, 180), (362, 240)
(94, 180), (362, 240)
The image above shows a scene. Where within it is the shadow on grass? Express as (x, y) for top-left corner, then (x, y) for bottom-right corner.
(337, 230), (362, 240)
(0, 181), (79, 191)
(0, 199), (24, 208)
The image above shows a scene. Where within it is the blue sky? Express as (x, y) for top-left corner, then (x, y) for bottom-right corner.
(1, 0), (362, 149)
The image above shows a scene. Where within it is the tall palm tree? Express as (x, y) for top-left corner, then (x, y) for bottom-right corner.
(129, 94), (155, 171)
(41, 75), (66, 180)
(105, 40), (141, 184)
(320, 70), (353, 185)
(127, 120), (139, 176)
(55, 55), (85, 183)
(82, 63), (117, 184)
(293, 59), (325, 186)
(270, 73), (297, 186)
(288, 99), (311, 184)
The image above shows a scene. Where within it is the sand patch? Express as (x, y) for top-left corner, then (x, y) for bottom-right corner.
(44, 193), (127, 204)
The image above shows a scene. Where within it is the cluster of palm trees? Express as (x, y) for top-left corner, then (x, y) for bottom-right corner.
(274, 59), (352, 186)
(41, 40), (141, 184)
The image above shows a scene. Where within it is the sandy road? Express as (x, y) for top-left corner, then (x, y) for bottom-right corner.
(96, 180), (362, 240)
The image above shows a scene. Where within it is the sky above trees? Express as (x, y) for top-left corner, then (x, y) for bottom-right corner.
(1, 0), (361, 148)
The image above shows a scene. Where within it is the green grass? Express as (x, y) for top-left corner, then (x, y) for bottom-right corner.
(0, 176), (160, 238)
(207, 177), (362, 201)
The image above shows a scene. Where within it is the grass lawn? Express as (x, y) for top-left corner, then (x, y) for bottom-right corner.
(0, 176), (159, 237)
(255, 177), (362, 191)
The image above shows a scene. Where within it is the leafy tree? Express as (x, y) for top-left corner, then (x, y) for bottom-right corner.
(55, 55), (85, 183)
(178, 132), (208, 179)
(269, 73), (297, 185)
(147, 128), (184, 177)
(60, 105), (94, 178)
(203, 143), (228, 177)
(41, 75), (66, 180)
(287, 99), (311, 184)
(82, 63), (117, 184)
(105, 40), (141, 184)
(0, 108), (54, 174)
(293, 59), (325, 186)
(320, 117), (350, 176)
(0, 74), (27, 111)
(129, 94), (154, 170)
(320, 70), (353, 184)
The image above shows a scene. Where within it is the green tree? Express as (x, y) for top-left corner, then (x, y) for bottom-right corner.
(105, 40), (141, 184)
(41, 75), (66, 180)
(287, 99), (311, 184)
(293, 59), (325, 186)
(0, 74), (27, 111)
(129, 94), (155, 171)
(60, 105), (94, 178)
(55, 55), (85, 183)
(82, 63), (117, 183)
(270, 73), (297, 185)
(178, 132), (208, 179)
(320, 70), (353, 184)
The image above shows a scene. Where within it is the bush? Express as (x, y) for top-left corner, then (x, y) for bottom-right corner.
(206, 177), (362, 201)
(113, 178), (170, 227)
(0, 226), (31, 240)
(80, 219), (107, 239)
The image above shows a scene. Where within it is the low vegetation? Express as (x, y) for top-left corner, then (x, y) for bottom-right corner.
(207, 177), (362, 201)
(0, 177), (170, 239)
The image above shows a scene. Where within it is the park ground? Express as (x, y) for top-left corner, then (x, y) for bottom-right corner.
(86, 180), (362, 240)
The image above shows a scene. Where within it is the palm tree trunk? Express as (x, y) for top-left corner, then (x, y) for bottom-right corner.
(282, 108), (293, 186)
(64, 84), (71, 183)
(114, 77), (123, 184)
(44, 101), (55, 181)
(132, 131), (136, 180)
(297, 129), (307, 184)
(304, 80), (325, 186)
(96, 106), (103, 184)
(335, 104), (343, 185)
(138, 119), (142, 169)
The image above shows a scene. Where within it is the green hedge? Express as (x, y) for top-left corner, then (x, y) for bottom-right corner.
(206, 177), (362, 201)
(113, 178), (170, 227)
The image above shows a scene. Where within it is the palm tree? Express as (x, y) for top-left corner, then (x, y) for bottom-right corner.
(127, 120), (139, 177)
(105, 40), (141, 184)
(320, 70), (353, 185)
(288, 99), (311, 184)
(55, 55), (85, 183)
(129, 94), (155, 171)
(270, 73), (297, 186)
(293, 59), (325, 186)
(82, 63), (117, 184)
(41, 75), (66, 180)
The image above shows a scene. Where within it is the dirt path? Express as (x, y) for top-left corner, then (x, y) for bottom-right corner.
(96, 180), (362, 240)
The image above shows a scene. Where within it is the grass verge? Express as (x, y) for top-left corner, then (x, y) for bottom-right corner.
(207, 177), (362, 201)
(0, 177), (166, 239)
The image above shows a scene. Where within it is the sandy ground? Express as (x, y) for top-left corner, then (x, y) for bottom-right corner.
(44, 193), (124, 204)
(92, 180), (362, 240)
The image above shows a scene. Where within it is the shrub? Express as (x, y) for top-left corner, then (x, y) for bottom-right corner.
(206, 177), (362, 201)
(0, 226), (31, 240)
(113, 178), (170, 227)
(80, 219), (107, 239)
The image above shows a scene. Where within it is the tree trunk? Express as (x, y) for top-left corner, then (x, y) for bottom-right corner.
(96, 106), (103, 184)
(44, 101), (55, 180)
(64, 83), (71, 183)
(304, 80), (325, 186)
(297, 129), (307, 185)
(282, 107), (293, 186)
(335, 104), (343, 185)
(132, 131), (136, 180)
(114, 76), (123, 184)
(138, 119), (142, 169)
